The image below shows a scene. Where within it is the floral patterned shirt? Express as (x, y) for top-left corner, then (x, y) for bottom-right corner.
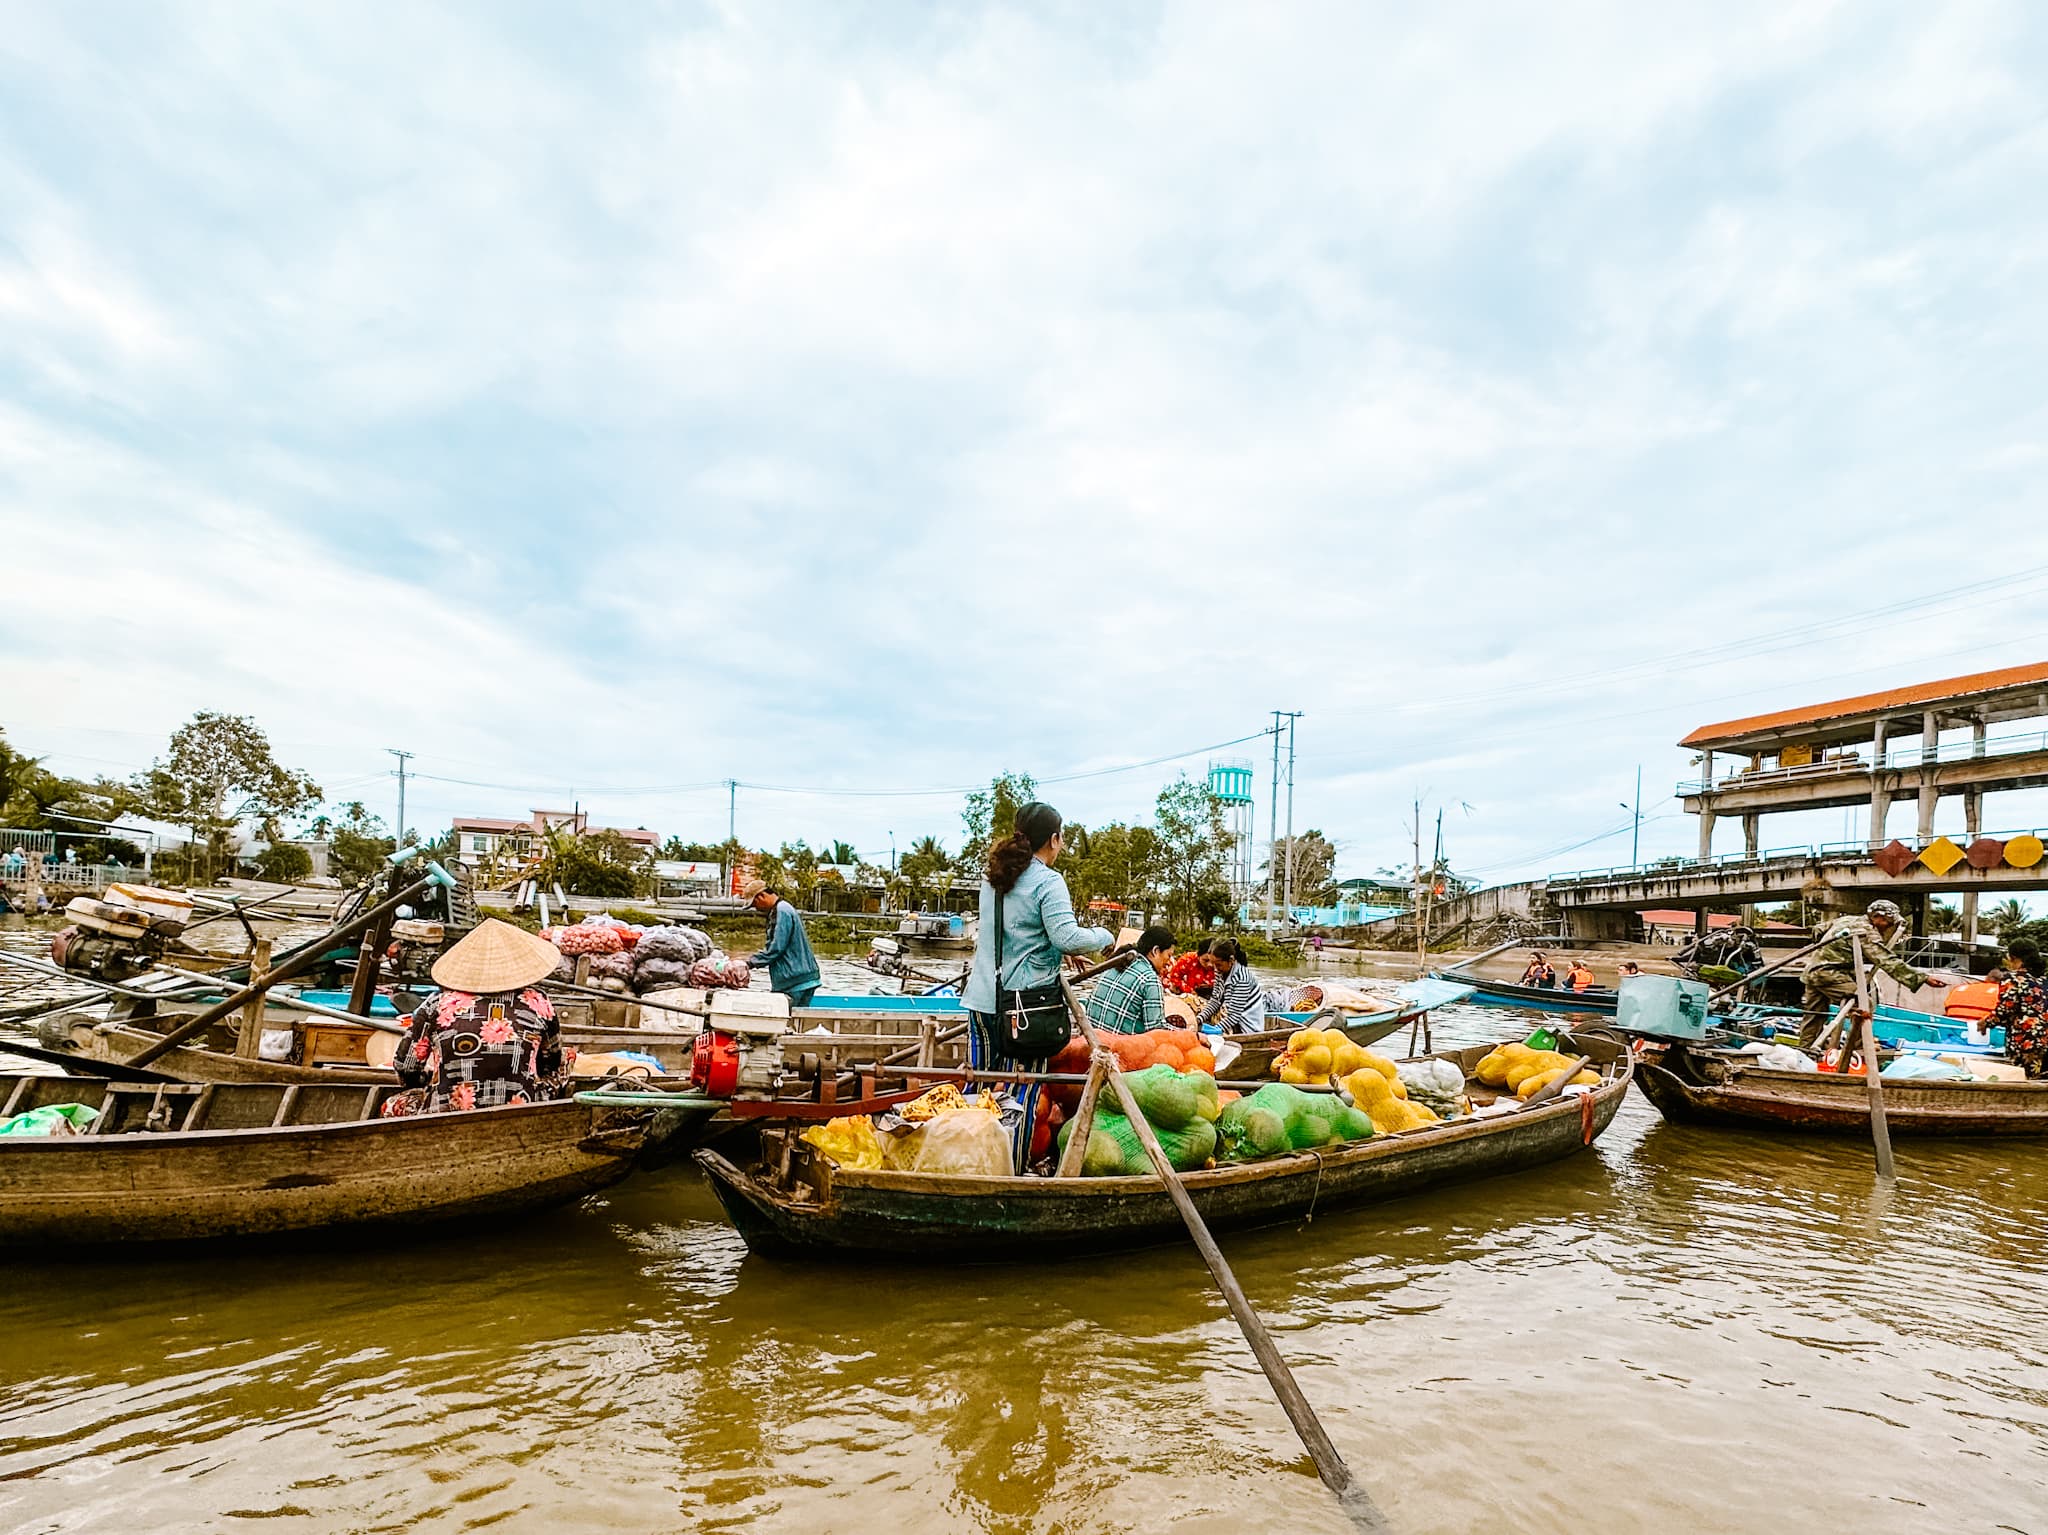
(389, 987), (565, 1113)
(1990, 969), (2048, 1074)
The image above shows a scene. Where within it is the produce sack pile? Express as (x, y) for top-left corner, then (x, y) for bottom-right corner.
(549, 921), (627, 956)
(1048, 1028), (1216, 1078)
(688, 954), (752, 989)
(1056, 1064), (1222, 1176)
(1273, 1027), (1398, 1087)
(807, 1083), (1016, 1175)
(1215, 1082), (1375, 1162)
(1473, 1041), (1600, 1100)
(1396, 1058), (1471, 1119)
(1340, 1064), (1440, 1133)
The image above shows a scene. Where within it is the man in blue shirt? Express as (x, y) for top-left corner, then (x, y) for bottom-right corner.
(742, 877), (822, 1010)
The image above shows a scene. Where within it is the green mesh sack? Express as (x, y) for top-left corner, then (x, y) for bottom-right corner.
(1218, 1083), (1373, 1162)
(1061, 1107), (1215, 1175)
(1122, 1064), (1199, 1130)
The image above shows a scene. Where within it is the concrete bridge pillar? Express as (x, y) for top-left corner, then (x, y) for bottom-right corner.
(1916, 709), (1940, 842)
(1961, 785), (1983, 945)
(1741, 814), (1759, 856)
(1697, 809), (1716, 860)
(1868, 718), (1890, 845)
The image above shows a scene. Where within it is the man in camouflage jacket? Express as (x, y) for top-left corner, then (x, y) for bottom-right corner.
(1798, 899), (1949, 1048)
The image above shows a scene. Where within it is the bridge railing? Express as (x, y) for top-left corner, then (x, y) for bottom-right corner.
(1675, 727), (2048, 796)
(1546, 825), (2048, 887)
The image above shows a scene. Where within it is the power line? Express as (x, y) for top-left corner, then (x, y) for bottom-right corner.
(405, 729), (1276, 803)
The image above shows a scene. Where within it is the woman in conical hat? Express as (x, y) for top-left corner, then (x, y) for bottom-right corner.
(382, 919), (571, 1116)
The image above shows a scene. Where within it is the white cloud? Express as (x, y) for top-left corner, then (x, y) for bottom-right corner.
(4, 1), (2047, 872)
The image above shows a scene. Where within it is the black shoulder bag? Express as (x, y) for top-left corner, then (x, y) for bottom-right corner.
(993, 886), (1072, 1061)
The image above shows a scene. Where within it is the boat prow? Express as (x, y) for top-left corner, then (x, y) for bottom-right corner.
(1634, 1044), (2048, 1137)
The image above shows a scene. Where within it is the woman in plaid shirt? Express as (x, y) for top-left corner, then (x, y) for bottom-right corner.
(1086, 926), (1176, 1034)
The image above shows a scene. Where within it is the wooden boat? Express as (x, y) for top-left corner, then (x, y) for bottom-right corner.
(25, 988), (977, 1086)
(0, 1073), (649, 1249)
(1634, 1043), (2048, 1137)
(695, 1035), (1632, 1260)
(1430, 969), (1619, 1015)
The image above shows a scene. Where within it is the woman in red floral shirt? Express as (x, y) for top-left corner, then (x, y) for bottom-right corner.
(1990, 937), (2048, 1078)
(383, 919), (573, 1116)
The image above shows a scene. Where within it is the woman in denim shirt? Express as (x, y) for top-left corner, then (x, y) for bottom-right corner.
(963, 801), (1112, 1167)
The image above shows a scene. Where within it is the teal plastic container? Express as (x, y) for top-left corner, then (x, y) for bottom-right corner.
(1615, 975), (1710, 1040)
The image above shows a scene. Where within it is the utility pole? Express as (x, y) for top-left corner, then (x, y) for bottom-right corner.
(725, 779), (739, 894)
(1266, 714), (1283, 933)
(1279, 711), (1303, 929)
(386, 749), (413, 846)
(1632, 764), (1642, 867)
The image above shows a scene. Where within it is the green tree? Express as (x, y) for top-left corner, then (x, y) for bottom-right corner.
(133, 712), (320, 882)
(781, 840), (821, 905)
(538, 826), (648, 900)
(1265, 830), (1338, 908)
(0, 729), (142, 861)
(1984, 898), (2030, 935)
(826, 840), (858, 866)
(1926, 900), (1962, 934)
(251, 841), (313, 882)
(899, 835), (953, 909)
(1061, 821), (1162, 917)
(1153, 774), (1232, 930)
(328, 801), (398, 886)
(960, 771), (1038, 874)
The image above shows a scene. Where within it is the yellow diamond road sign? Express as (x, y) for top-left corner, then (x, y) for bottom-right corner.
(1917, 836), (1965, 876)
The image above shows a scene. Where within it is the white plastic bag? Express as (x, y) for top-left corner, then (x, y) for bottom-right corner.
(910, 1109), (1013, 1176)
(1753, 1042), (1817, 1073)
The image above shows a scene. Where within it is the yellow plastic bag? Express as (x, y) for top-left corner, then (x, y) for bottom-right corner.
(801, 1116), (884, 1170)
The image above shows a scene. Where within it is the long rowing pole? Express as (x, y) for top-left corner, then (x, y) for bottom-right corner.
(1056, 974), (1385, 1531)
(1850, 935), (1897, 1180)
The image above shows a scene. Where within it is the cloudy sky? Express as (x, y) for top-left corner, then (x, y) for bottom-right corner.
(4, 2), (2047, 883)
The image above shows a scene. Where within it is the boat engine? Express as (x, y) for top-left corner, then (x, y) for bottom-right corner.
(686, 991), (790, 1100)
(50, 885), (194, 983)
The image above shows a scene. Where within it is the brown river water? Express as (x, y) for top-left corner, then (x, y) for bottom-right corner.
(0, 926), (2042, 1533)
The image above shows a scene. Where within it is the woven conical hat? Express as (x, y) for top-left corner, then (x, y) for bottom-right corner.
(431, 919), (561, 993)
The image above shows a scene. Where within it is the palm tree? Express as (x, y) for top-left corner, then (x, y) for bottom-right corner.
(827, 840), (858, 866)
(1985, 898), (2030, 935)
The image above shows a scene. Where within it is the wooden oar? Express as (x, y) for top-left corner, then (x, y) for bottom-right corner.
(1850, 936), (1896, 1180)
(1055, 976), (1384, 1532)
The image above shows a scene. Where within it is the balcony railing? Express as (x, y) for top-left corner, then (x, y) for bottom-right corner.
(1676, 728), (2048, 796)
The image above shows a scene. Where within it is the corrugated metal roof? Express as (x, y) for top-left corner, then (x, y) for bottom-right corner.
(1679, 660), (2048, 749)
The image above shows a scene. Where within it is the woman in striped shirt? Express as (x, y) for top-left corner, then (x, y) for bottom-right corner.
(1197, 939), (1267, 1033)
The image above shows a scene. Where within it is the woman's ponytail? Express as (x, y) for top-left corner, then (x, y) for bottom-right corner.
(986, 800), (1063, 894)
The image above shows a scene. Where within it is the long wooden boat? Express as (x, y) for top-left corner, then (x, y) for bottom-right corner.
(1634, 1043), (2048, 1137)
(0, 1073), (648, 1249)
(1430, 969), (1619, 1015)
(695, 1035), (1632, 1260)
(24, 992), (974, 1086)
